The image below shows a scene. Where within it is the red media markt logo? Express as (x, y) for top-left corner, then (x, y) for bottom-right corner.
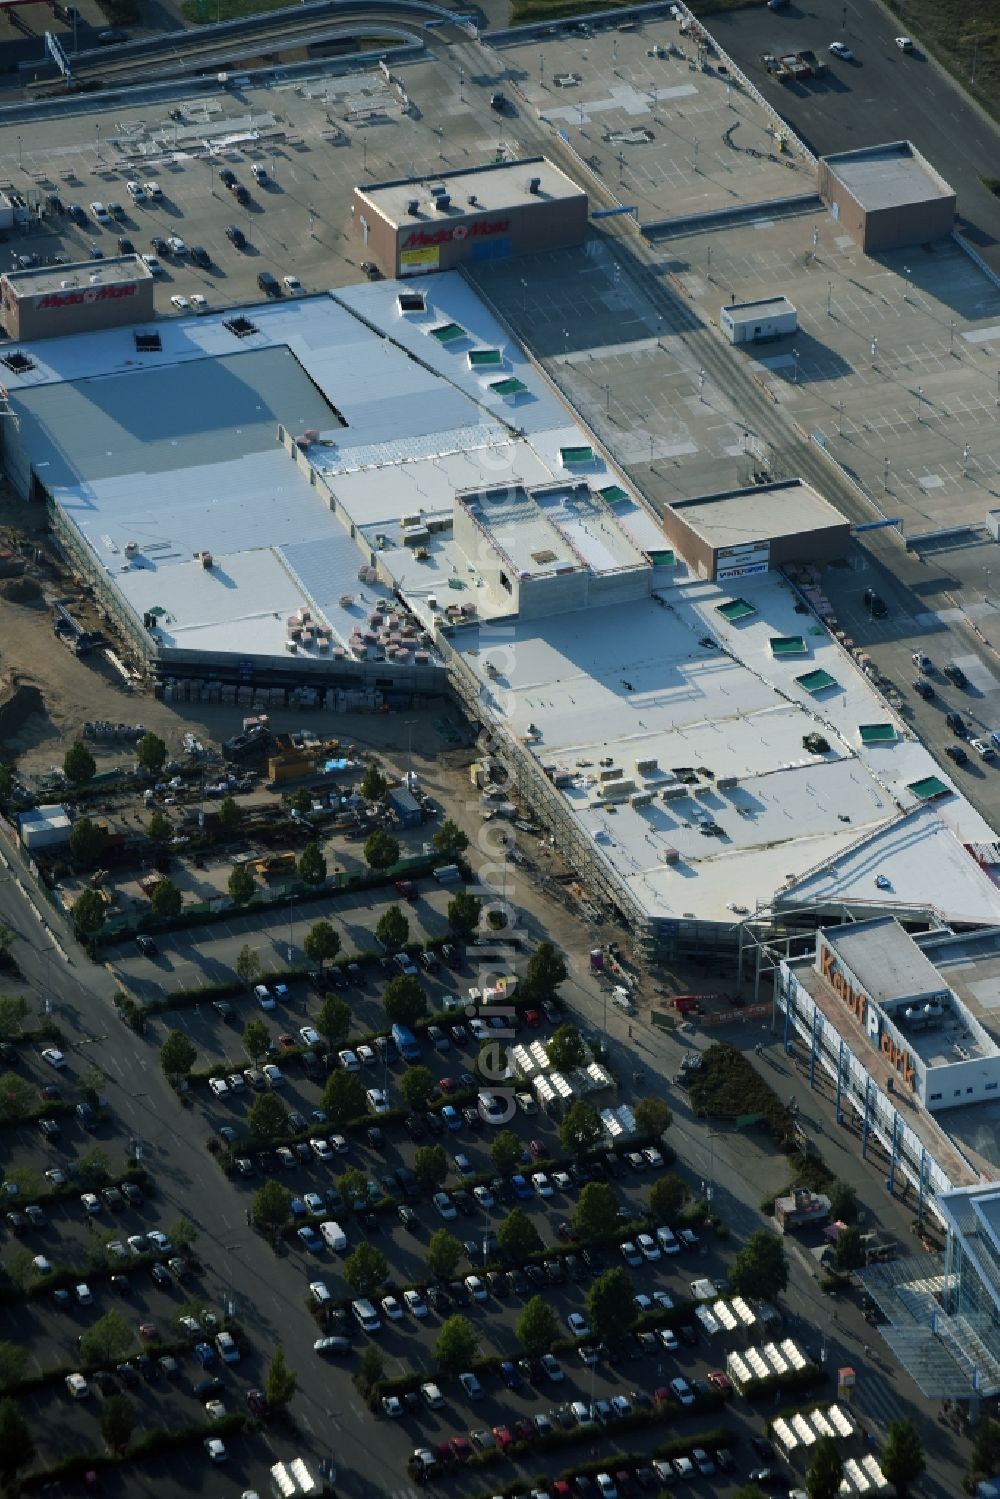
(402, 218), (510, 250)
(38, 284), (138, 311)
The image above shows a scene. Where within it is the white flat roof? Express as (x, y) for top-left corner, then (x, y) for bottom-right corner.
(823, 141), (954, 212)
(357, 156), (585, 227)
(462, 487), (579, 578)
(670, 480), (848, 550)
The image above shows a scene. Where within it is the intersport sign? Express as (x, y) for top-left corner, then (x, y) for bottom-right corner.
(37, 284), (139, 311)
(401, 218), (510, 250)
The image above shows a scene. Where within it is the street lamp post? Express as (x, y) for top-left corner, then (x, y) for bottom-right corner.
(871, 336), (878, 366)
(883, 457), (890, 495)
(16, 135), (22, 171)
(949, 318), (955, 354)
(916, 385), (923, 422)
(963, 442), (971, 477)
(838, 400), (844, 438)
(827, 281), (832, 316)
(792, 348), (800, 384)
(604, 383), (611, 415)
(698, 369), (706, 402)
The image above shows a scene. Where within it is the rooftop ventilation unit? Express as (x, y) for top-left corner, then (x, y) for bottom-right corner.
(223, 316), (258, 339)
(435, 194), (451, 212)
(0, 351), (33, 373)
(528, 176), (541, 194)
(133, 332), (161, 353)
(468, 194), (478, 206)
(406, 198), (419, 215)
(429, 185), (447, 197)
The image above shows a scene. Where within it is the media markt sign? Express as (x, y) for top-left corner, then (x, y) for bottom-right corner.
(37, 284), (138, 312)
(400, 218), (510, 250)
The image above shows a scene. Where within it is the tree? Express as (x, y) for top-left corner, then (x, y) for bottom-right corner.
(72, 887), (107, 936)
(265, 1344), (297, 1409)
(228, 865), (256, 906)
(649, 1174), (689, 1221)
(491, 1130), (522, 1176)
(547, 1024), (587, 1072)
(401, 1065), (436, 1113)
(383, 975), (427, 1028)
(147, 812), (171, 844)
(835, 1225), (866, 1271)
(344, 1242), (388, 1298)
(304, 920), (341, 971)
(290, 787), (312, 815)
(354, 1344), (384, 1397)
(560, 1099), (603, 1157)
(827, 1179), (859, 1223)
(729, 1229), (789, 1301)
(315, 995), (351, 1047)
(0, 1342), (27, 1392)
(573, 1182), (620, 1243)
(243, 1019), (270, 1062)
(806, 1433), (844, 1499)
(375, 904), (409, 953)
(433, 819), (469, 861)
(218, 796), (242, 829)
(0, 995), (28, 1038)
(360, 762), (388, 803)
(69, 816), (107, 867)
(434, 1314), (479, 1375)
(322, 1070), (366, 1124)
(298, 841), (327, 887)
(253, 1179), (293, 1235)
(339, 1167), (368, 1209)
(77, 1148), (112, 1188)
(447, 890), (482, 940)
(517, 1295), (560, 1356)
(150, 878), (182, 918)
(413, 1145), (448, 1194)
(882, 1418), (925, 1499)
(586, 1267), (637, 1343)
(235, 944), (262, 989)
(63, 740), (96, 786)
(364, 828), (399, 871)
(972, 1418), (1000, 1483)
(170, 1217), (198, 1251)
(0, 1072), (35, 1123)
(0, 1398), (34, 1482)
(79, 1309), (134, 1365)
(136, 732), (167, 774)
(160, 1029), (196, 1079)
(425, 1230), (463, 1281)
(247, 1094), (289, 1140)
(100, 1393), (137, 1453)
(497, 1207), (542, 1262)
(521, 941), (567, 1003)
(634, 1096), (673, 1140)
(733, 1489), (769, 1499)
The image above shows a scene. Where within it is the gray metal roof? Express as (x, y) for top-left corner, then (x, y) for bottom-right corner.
(822, 917), (947, 1004)
(823, 141), (955, 212)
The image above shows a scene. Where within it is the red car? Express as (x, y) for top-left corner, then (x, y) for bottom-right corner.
(394, 880), (417, 902)
(437, 1077), (457, 1095)
(276, 1033), (297, 1051)
(513, 1418), (535, 1443)
(492, 1425), (513, 1452)
(523, 1009), (542, 1028)
(138, 1322), (158, 1342)
(528, 1138), (545, 1159)
(553, 1484), (572, 1499)
(707, 1369), (732, 1395)
(245, 1387), (267, 1417)
(449, 1436), (471, 1462)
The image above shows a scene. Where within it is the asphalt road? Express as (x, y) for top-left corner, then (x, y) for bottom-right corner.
(704, 0), (1000, 271)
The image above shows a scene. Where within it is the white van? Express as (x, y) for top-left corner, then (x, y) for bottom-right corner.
(321, 1221), (347, 1252)
(352, 1298), (381, 1333)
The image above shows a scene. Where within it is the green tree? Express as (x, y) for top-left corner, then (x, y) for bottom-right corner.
(247, 1093), (289, 1140)
(434, 1314), (479, 1375)
(147, 811), (171, 844)
(375, 904), (409, 953)
(364, 828), (399, 871)
(218, 796), (242, 829)
(0, 1342), (27, 1392)
(383, 974), (427, 1027)
(100, 1393), (137, 1453)
(304, 920), (341, 971)
(490, 1129), (522, 1176)
(360, 762), (388, 803)
(243, 1018), (270, 1062)
(339, 1167), (368, 1209)
(72, 886), (107, 936)
(827, 1179), (859, 1223)
(425, 1230), (463, 1281)
(150, 878), (182, 918)
(0, 765), (13, 803)
(560, 1099), (603, 1157)
(517, 1295), (559, 1356)
(69, 816), (107, 867)
(0, 995), (28, 1038)
(521, 941), (567, 1003)
(413, 1144), (448, 1194)
(806, 1433), (844, 1499)
(0, 1398), (34, 1482)
(634, 1096), (673, 1139)
(344, 1242), (388, 1298)
(497, 1207), (542, 1262)
(729, 1229), (789, 1301)
(649, 1174), (688, 1221)
(573, 1182), (620, 1243)
(586, 1267), (636, 1343)
(354, 1344), (385, 1397)
(401, 1065), (436, 1113)
(136, 732), (167, 774)
(0, 1071), (35, 1123)
(882, 1418), (925, 1499)
(77, 1148), (112, 1188)
(433, 819), (469, 861)
(264, 1344), (297, 1408)
(252, 1179), (293, 1234)
(835, 1225), (866, 1271)
(547, 1024), (587, 1072)
(170, 1217), (198, 1251)
(290, 787), (312, 815)
(235, 943), (262, 988)
(447, 890), (482, 939)
(322, 1070), (366, 1124)
(298, 841), (327, 887)
(315, 995), (351, 1047)
(228, 865), (256, 906)
(972, 1418), (1000, 1483)
(63, 740), (96, 786)
(160, 1029), (197, 1079)
(79, 1309), (134, 1365)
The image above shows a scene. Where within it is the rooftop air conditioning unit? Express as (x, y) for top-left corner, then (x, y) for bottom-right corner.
(528, 176), (541, 194)
(717, 776), (738, 791)
(435, 194), (451, 212)
(406, 198), (419, 215)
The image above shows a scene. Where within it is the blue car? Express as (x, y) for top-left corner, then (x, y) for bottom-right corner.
(289, 1197), (307, 1218)
(510, 1174), (533, 1201)
(441, 1105), (461, 1132)
(297, 1225), (321, 1251)
(194, 1342), (217, 1368)
(500, 1360), (523, 1390)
